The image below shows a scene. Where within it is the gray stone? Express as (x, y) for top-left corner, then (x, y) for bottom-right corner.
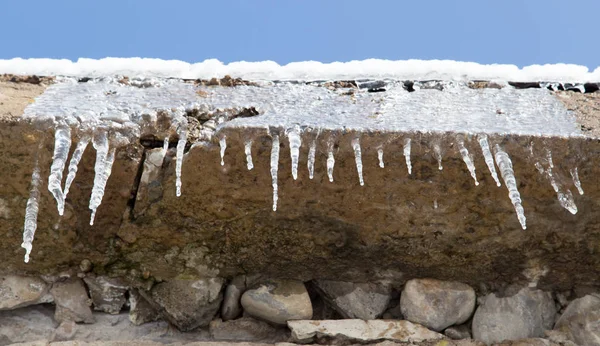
(493, 338), (560, 346)
(51, 321), (77, 342)
(554, 294), (600, 346)
(149, 278), (224, 331)
(0, 275), (53, 310)
(241, 279), (312, 325)
(83, 275), (128, 314)
(128, 289), (161, 326)
(221, 276), (246, 321)
(400, 278), (476, 331)
(445, 324), (472, 340)
(209, 317), (287, 342)
(288, 319), (444, 343)
(472, 287), (556, 344)
(50, 278), (94, 324)
(314, 280), (392, 320)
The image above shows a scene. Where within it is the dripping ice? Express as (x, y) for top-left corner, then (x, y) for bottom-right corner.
(219, 136), (227, 166)
(287, 126), (301, 180)
(478, 135), (501, 187)
(570, 167), (584, 195)
(351, 138), (364, 186)
(494, 145), (527, 230)
(48, 126), (72, 216)
(433, 144), (442, 170)
(63, 134), (91, 200)
(89, 131), (116, 226)
(403, 138), (412, 175)
(175, 129), (186, 197)
(245, 140), (254, 170)
(377, 147), (384, 168)
(541, 150), (577, 215)
(22, 152), (42, 263)
(327, 144), (335, 183)
(458, 139), (479, 186)
(307, 139), (316, 179)
(270, 135), (280, 211)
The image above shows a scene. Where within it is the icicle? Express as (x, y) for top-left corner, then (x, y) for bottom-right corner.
(48, 126), (72, 216)
(307, 139), (316, 179)
(162, 137), (169, 156)
(63, 134), (90, 200)
(89, 131), (116, 226)
(433, 199), (438, 209)
(352, 138), (364, 186)
(270, 135), (280, 211)
(570, 168), (584, 195)
(403, 138), (412, 175)
(458, 139), (479, 186)
(22, 154), (42, 263)
(433, 144), (443, 170)
(544, 151), (577, 214)
(494, 145), (527, 230)
(478, 135), (501, 187)
(327, 148), (335, 183)
(377, 147), (384, 168)
(175, 130), (186, 197)
(287, 126), (301, 180)
(245, 140), (254, 170)
(219, 135), (227, 166)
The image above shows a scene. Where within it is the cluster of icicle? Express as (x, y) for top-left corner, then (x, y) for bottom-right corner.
(216, 129), (581, 231)
(24, 124), (584, 262)
(22, 110), (189, 263)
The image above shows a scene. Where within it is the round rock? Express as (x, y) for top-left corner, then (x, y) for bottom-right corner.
(241, 279), (312, 325)
(400, 278), (476, 332)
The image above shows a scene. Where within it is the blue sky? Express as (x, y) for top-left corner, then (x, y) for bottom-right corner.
(1, 0), (598, 68)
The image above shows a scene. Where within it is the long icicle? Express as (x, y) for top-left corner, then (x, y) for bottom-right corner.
(307, 139), (316, 179)
(219, 135), (227, 166)
(22, 150), (42, 263)
(377, 147), (384, 168)
(478, 135), (501, 187)
(570, 167), (584, 195)
(327, 146), (335, 183)
(245, 140), (254, 170)
(458, 139), (479, 186)
(287, 126), (301, 180)
(48, 126), (72, 216)
(544, 151), (577, 214)
(270, 135), (280, 211)
(175, 129), (186, 197)
(433, 144), (443, 170)
(494, 145), (527, 230)
(89, 131), (116, 225)
(403, 138), (412, 175)
(352, 138), (364, 186)
(63, 134), (91, 200)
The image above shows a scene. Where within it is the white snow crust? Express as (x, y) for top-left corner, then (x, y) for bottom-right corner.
(1, 58), (600, 82)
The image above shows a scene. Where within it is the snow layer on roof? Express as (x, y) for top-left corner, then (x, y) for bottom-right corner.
(1, 58), (600, 82)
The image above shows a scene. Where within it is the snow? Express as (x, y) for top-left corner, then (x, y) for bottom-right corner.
(1, 58), (599, 82)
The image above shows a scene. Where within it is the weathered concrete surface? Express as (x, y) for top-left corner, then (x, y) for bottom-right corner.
(1, 79), (600, 294)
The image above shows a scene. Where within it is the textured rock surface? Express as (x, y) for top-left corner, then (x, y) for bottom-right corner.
(83, 275), (128, 314)
(0, 275), (52, 310)
(0, 81), (600, 294)
(241, 279), (312, 325)
(209, 317), (287, 342)
(554, 294), (600, 346)
(50, 278), (94, 324)
(221, 275), (246, 321)
(401, 278), (476, 331)
(149, 278), (224, 331)
(287, 319), (444, 343)
(314, 279), (392, 319)
(472, 287), (556, 344)
(128, 289), (161, 326)
(445, 324), (472, 340)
